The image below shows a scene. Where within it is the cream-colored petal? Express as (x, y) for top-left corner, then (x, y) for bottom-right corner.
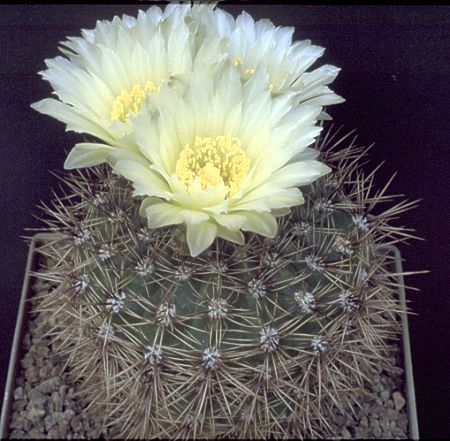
(114, 160), (172, 199)
(176, 183), (228, 211)
(302, 91), (345, 106)
(290, 147), (320, 161)
(233, 180), (285, 207)
(180, 209), (210, 225)
(265, 188), (304, 209)
(186, 221), (218, 256)
(107, 148), (148, 166)
(268, 160), (331, 188)
(145, 202), (183, 228)
(31, 99), (114, 143)
(241, 211), (278, 237)
(212, 213), (247, 231)
(158, 108), (181, 173)
(216, 226), (245, 245)
(130, 117), (165, 167)
(64, 143), (113, 169)
(232, 197), (271, 213)
(139, 197), (161, 217)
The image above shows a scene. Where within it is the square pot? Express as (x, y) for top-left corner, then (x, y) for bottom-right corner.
(0, 234), (419, 439)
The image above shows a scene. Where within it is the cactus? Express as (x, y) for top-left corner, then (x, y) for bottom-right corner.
(27, 4), (421, 438)
(33, 129), (418, 439)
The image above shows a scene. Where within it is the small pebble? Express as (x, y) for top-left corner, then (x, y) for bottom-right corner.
(380, 389), (390, 401)
(35, 345), (49, 357)
(393, 391), (406, 411)
(51, 365), (62, 376)
(393, 426), (406, 437)
(70, 415), (84, 432)
(12, 399), (27, 412)
(24, 366), (40, 384)
(354, 426), (369, 439)
(26, 406), (46, 422)
(14, 386), (26, 400)
(21, 355), (34, 369)
(380, 413), (390, 431)
(51, 390), (64, 412)
(38, 376), (62, 394)
(373, 425), (382, 438)
(28, 387), (47, 406)
(39, 364), (52, 380)
(388, 408), (400, 420)
(47, 425), (64, 438)
(44, 413), (58, 431)
(9, 429), (26, 439)
(27, 428), (43, 438)
(398, 413), (408, 430)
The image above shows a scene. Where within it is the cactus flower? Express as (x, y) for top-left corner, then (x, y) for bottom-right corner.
(114, 65), (331, 256)
(31, 5), (222, 168)
(188, 5), (344, 110)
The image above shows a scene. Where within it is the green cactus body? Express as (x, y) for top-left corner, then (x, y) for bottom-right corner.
(36, 132), (415, 439)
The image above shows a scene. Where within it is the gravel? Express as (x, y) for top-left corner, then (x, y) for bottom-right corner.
(5, 272), (410, 439)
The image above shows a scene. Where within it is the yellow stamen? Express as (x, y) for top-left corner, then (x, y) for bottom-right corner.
(110, 81), (158, 122)
(233, 57), (255, 79)
(243, 68), (255, 77)
(175, 135), (250, 197)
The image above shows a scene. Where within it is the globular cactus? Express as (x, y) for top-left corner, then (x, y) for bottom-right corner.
(27, 4), (420, 439)
(34, 129), (417, 439)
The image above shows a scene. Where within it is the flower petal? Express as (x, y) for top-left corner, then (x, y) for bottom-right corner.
(186, 221), (218, 256)
(107, 147), (150, 166)
(64, 143), (114, 169)
(212, 213), (247, 231)
(241, 212), (278, 237)
(266, 188), (305, 209)
(139, 197), (161, 217)
(180, 209), (210, 225)
(32, 98), (114, 143)
(145, 202), (183, 228)
(268, 160), (331, 188)
(114, 160), (172, 199)
(216, 226), (245, 245)
(232, 197), (271, 213)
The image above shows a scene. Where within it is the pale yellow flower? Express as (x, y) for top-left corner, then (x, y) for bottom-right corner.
(31, 5), (223, 169)
(188, 5), (344, 114)
(114, 66), (330, 256)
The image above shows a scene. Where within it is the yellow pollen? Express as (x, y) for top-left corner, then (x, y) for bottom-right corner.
(110, 81), (158, 122)
(175, 135), (250, 197)
(233, 57), (255, 79)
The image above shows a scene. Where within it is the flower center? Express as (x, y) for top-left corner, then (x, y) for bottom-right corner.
(110, 81), (158, 122)
(175, 135), (250, 197)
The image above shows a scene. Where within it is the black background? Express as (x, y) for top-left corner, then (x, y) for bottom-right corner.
(0, 3), (449, 438)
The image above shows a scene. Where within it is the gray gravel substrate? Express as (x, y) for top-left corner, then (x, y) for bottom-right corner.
(6, 278), (409, 439)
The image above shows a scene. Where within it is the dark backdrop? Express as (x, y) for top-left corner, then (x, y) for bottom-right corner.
(0, 3), (449, 438)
